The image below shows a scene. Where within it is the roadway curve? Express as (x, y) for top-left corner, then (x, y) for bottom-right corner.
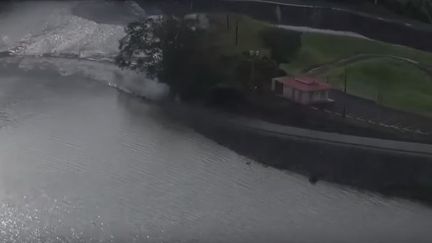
(169, 103), (432, 158)
(303, 53), (432, 76)
(2, 53), (431, 157)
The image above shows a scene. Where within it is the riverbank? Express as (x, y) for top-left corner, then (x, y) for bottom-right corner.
(161, 101), (432, 205)
(208, 91), (432, 143)
(2, 65), (432, 243)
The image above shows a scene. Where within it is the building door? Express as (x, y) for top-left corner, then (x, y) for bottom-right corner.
(275, 81), (283, 95)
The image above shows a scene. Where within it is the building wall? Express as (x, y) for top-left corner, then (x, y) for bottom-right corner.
(311, 91), (329, 103)
(271, 80), (330, 104)
(283, 86), (293, 99)
(299, 91), (309, 104)
(293, 89), (301, 103)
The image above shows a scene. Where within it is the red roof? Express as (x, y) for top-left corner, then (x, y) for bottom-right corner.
(276, 76), (331, 92)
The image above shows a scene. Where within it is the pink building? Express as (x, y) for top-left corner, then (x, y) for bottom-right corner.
(271, 76), (332, 105)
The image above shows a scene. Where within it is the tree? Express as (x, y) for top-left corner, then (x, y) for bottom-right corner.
(115, 15), (206, 98)
(236, 55), (285, 92)
(259, 27), (301, 66)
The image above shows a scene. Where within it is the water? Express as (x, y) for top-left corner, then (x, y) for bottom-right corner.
(1, 58), (432, 243)
(1, 1), (432, 242)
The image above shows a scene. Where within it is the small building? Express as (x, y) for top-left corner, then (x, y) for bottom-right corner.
(271, 76), (332, 105)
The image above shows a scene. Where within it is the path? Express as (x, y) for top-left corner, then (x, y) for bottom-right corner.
(300, 54), (432, 136)
(173, 103), (432, 157)
(304, 53), (432, 76)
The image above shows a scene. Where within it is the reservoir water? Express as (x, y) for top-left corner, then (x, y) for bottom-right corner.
(1, 1), (432, 242)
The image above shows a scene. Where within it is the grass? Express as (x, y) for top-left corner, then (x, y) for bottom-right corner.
(288, 33), (432, 117)
(323, 58), (432, 117)
(283, 33), (432, 74)
(205, 14), (432, 116)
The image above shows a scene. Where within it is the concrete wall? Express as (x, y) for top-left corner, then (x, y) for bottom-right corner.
(283, 85), (293, 99)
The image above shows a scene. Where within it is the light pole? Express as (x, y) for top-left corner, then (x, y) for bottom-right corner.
(248, 50), (261, 91)
(342, 68), (348, 118)
(235, 20), (239, 47)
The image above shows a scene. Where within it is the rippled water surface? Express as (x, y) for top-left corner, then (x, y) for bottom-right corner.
(0, 59), (431, 243)
(1, 1), (432, 243)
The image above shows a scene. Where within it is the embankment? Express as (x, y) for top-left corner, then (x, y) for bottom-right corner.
(163, 102), (432, 205)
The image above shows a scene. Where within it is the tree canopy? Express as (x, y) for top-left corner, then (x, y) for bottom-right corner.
(115, 15), (294, 100)
(259, 27), (301, 65)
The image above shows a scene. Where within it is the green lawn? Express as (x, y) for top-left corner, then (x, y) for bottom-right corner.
(206, 13), (432, 75)
(323, 58), (432, 117)
(284, 33), (432, 74)
(279, 32), (432, 117)
(205, 14), (432, 116)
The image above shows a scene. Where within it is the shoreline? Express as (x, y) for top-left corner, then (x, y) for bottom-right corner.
(161, 101), (432, 206)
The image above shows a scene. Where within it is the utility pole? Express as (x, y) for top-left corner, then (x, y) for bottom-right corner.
(235, 20), (239, 47)
(226, 14), (230, 31)
(344, 68), (347, 93)
(249, 50), (260, 91)
(250, 58), (255, 91)
(343, 68), (348, 118)
(376, 87), (383, 105)
(276, 5), (282, 23)
(376, 87), (382, 122)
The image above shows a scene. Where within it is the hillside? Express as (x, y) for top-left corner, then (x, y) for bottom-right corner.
(206, 13), (432, 117)
(331, 0), (432, 24)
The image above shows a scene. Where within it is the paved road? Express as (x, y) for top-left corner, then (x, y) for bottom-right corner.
(305, 54), (432, 75)
(225, 113), (432, 157)
(299, 54), (432, 135)
(326, 90), (432, 135)
(172, 104), (432, 158)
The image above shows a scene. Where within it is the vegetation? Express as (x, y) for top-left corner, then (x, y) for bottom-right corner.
(116, 11), (432, 117)
(206, 14), (268, 56)
(260, 27), (301, 66)
(116, 14), (299, 100)
(325, 58), (432, 117)
(116, 16), (229, 99)
(284, 33), (432, 74)
(281, 32), (432, 116)
(204, 14), (300, 90)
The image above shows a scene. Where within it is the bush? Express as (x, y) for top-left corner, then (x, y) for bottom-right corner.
(259, 27), (302, 65)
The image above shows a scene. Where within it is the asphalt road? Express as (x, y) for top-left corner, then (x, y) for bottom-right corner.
(168, 103), (432, 158)
(325, 90), (432, 136)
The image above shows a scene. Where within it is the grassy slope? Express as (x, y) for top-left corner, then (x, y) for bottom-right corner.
(284, 33), (432, 74)
(281, 33), (432, 116)
(206, 14), (432, 116)
(325, 58), (432, 116)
